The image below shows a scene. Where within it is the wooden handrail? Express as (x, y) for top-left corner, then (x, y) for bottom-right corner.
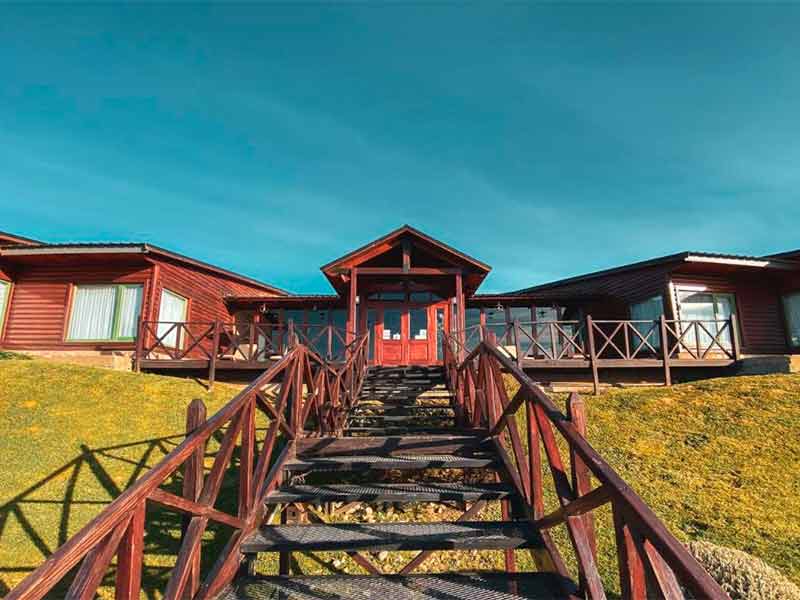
(6, 335), (370, 600)
(441, 331), (729, 599)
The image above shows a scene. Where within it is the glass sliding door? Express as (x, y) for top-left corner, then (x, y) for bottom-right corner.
(629, 296), (664, 351)
(783, 292), (800, 349)
(678, 291), (736, 352)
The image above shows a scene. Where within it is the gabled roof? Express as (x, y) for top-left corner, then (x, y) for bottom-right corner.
(0, 242), (289, 296)
(0, 230), (42, 247)
(509, 251), (797, 297)
(321, 225), (491, 274)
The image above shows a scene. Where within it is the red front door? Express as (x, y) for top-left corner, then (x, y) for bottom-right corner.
(365, 302), (448, 366)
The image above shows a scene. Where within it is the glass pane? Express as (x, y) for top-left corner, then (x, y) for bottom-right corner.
(366, 309), (378, 360)
(116, 286), (143, 339)
(436, 308), (445, 360)
(629, 296), (663, 350)
(383, 309), (402, 341)
(783, 293), (800, 348)
(409, 292), (432, 302)
(331, 309), (347, 358)
(380, 292), (405, 301)
(157, 290), (188, 347)
(678, 292), (715, 350)
(509, 307), (532, 355)
(713, 294), (735, 348)
(0, 282), (10, 331)
(68, 285), (116, 340)
(410, 308), (428, 340)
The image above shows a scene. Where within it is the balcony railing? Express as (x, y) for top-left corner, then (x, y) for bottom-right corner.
(448, 315), (741, 392)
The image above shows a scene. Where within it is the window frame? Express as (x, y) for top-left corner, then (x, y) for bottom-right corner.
(157, 288), (190, 348)
(66, 283), (144, 343)
(0, 280), (12, 340)
(782, 291), (800, 350)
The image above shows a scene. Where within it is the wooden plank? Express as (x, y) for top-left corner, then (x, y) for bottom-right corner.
(149, 488), (244, 530)
(66, 515), (131, 600)
(114, 502), (145, 600)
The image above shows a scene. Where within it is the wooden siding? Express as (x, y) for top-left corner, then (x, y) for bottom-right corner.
(1, 263), (154, 350)
(150, 256), (281, 323)
(671, 273), (788, 354)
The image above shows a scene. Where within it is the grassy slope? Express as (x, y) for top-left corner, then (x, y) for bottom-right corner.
(516, 373), (800, 587)
(0, 359), (242, 597)
(0, 359), (797, 596)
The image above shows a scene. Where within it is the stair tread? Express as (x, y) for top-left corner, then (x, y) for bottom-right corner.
(347, 414), (455, 422)
(285, 454), (495, 471)
(218, 573), (574, 599)
(241, 520), (544, 553)
(265, 482), (515, 503)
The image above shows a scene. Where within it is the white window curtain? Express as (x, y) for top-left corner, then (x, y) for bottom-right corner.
(678, 291), (735, 351)
(630, 296), (664, 350)
(116, 286), (143, 339)
(68, 286), (116, 340)
(0, 281), (10, 330)
(157, 289), (188, 347)
(783, 292), (800, 348)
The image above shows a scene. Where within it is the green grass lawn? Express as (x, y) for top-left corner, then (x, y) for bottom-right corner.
(506, 373), (800, 589)
(0, 358), (798, 597)
(0, 359), (243, 597)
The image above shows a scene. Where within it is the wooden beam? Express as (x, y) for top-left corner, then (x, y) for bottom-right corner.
(347, 268), (357, 345)
(402, 239), (411, 273)
(355, 267), (463, 275)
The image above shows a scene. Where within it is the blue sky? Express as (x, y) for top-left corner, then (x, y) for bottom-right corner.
(1, 4), (799, 294)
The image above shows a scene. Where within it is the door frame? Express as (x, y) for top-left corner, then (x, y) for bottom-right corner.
(361, 300), (450, 366)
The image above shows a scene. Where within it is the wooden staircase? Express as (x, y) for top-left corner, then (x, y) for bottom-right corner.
(6, 336), (730, 600)
(220, 366), (578, 599)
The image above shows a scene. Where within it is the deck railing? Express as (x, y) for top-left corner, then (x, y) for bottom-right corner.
(441, 331), (729, 599)
(135, 320), (358, 386)
(449, 315), (740, 391)
(7, 334), (369, 600)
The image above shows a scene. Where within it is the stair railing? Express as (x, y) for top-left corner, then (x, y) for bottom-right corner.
(441, 330), (729, 600)
(5, 335), (369, 600)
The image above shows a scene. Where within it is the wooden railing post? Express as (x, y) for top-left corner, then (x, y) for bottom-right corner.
(209, 321), (220, 391)
(586, 316), (600, 395)
(182, 399), (207, 599)
(659, 316), (672, 387)
(513, 320), (522, 365)
(730, 314), (742, 360)
(134, 317), (145, 372)
(567, 393), (598, 595)
(115, 501), (145, 600)
(287, 319), (296, 349)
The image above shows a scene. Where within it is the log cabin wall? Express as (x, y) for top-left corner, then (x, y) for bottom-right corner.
(670, 273), (788, 355)
(149, 256), (282, 324)
(1, 262), (154, 351)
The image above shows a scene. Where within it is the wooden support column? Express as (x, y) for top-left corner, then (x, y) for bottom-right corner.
(659, 315), (671, 387)
(134, 316), (144, 372)
(455, 271), (464, 361)
(347, 267), (358, 346)
(586, 315), (600, 395)
(730, 313), (742, 360)
(208, 321), (220, 390)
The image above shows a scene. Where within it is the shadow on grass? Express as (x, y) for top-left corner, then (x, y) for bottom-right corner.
(0, 425), (259, 599)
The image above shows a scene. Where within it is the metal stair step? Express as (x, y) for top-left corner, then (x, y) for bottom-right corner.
(347, 414), (455, 422)
(345, 426), (473, 435)
(217, 573), (575, 599)
(295, 434), (491, 457)
(241, 520), (544, 553)
(264, 482), (515, 504)
(284, 454), (496, 472)
(352, 405), (455, 414)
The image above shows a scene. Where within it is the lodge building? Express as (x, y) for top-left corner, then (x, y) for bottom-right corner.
(1, 225), (798, 388)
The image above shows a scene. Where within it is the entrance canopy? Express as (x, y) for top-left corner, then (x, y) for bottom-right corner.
(226, 225), (491, 366)
(320, 224), (491, 297)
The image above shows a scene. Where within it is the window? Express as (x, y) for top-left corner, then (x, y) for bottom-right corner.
(410, 308), (428, 340)
(678, 291), (736, 350)
(630, 296), (664, 350)
(156, 289), (188, 347)
(67, 284), (143, 341)
(783, 292), (800, 349)
(0, 281), (10, 334)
